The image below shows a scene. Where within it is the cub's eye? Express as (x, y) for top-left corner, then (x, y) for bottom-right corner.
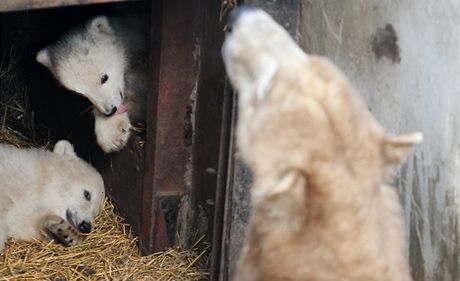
(100, 74), (109, 85)
(84, 190), (91, 201)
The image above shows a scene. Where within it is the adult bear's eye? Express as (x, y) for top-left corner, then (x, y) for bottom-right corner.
(100, 74), (109, 85)
(84, 190), (91, 201)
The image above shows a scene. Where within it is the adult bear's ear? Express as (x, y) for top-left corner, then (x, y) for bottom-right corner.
(382, 132), (423, 165)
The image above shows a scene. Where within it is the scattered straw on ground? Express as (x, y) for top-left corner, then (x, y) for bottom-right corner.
(0, 199), (209, 281)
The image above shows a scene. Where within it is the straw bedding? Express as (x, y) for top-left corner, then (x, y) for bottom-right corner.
(0, 200), (209, 281)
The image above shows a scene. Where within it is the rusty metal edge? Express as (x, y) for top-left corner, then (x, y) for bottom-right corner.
(139, 0), (162, 255)
(141, 0), (205, 254)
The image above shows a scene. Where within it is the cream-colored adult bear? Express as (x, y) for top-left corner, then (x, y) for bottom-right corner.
(0, 140), (105, 251)
(223, 7), (421, 281)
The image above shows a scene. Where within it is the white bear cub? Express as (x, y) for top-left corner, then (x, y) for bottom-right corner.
(0, 140), (105, 251)
(36, 16), (148, 153)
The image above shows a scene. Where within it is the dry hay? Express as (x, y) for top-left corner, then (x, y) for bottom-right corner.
(0, 199), (209, 281)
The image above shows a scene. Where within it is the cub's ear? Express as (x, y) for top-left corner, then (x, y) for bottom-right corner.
(36, 48), (51, 68)
(383, 132), (423, 165)
(88, 16), (113, 35)
(53, 140), (77, 158)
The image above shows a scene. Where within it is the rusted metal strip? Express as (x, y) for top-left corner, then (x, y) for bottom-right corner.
(141, 0), (226, 254)
(0, 0), (137, 12)
(140, 0), (203, 254)
(140, 0), (162, 255)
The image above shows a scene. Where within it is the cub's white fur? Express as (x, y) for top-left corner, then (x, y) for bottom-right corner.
(36, 16), (148, 152)
(0, 140), (105, 251)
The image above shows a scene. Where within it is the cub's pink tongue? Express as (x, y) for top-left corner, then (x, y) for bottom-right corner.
(115, 103), (128, 115)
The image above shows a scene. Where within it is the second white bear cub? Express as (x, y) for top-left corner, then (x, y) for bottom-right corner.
(0, 140), (105, 251)
(36, 16), (148, 152)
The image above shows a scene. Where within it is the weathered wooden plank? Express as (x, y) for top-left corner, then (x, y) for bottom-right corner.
(0, 0), (136, 12)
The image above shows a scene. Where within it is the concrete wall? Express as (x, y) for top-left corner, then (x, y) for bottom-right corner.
(300, 1), (460, 280)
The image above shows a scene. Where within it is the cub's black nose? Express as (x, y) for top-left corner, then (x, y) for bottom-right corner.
(227, 5), (256, 30)
(105, 106), (117, 117)
(79, 221), (92, 233)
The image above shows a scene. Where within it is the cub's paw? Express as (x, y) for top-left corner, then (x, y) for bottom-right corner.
(95, 112), (132, 153)
(40, 215), (83, 247)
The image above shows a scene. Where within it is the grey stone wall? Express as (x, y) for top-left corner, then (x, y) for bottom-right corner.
(300, 1), (460, 280)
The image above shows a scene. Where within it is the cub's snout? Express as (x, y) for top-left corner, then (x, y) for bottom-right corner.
(79, 221), (92, 233)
